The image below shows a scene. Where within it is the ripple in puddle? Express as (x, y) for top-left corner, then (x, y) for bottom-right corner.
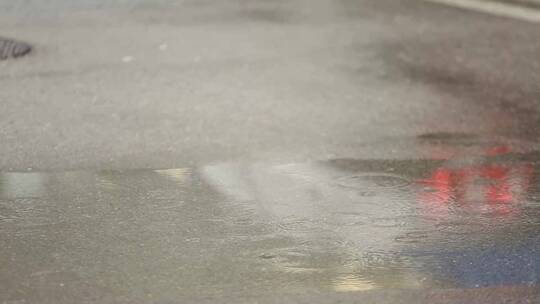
(335, 173), (411, 190)
(328, 212), (367, 226)
(394, 231), (432, 244)
(370, 215), (430, 228)
(435, 221), (485, 235)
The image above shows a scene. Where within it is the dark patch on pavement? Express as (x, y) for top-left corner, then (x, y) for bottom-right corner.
(376, 31), (540, 140)
(418, 132), (479, 146)
(0, 37), (31, 60)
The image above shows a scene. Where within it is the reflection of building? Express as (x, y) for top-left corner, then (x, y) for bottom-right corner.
(0, 148), (538, 300)
(202, 148), (540, 290)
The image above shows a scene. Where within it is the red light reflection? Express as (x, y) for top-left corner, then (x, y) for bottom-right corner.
(417, 147), (534, 218)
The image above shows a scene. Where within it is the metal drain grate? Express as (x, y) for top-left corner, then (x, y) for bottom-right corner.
(0, 37), (32, 60)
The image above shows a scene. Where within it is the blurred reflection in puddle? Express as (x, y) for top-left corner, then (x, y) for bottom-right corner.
(202, 145), (540, 290)
(332, 274), (376, 292)
(416, 148), (534, 218)
(154, 168), (191, 185)
(0, 144), (539, 301)
(0, 172), (47, 199)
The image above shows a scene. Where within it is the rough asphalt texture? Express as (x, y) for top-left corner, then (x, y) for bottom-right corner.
(0, 0), (539, 170)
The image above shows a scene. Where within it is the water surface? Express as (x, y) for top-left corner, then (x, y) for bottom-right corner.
(1, 140), (539, 303)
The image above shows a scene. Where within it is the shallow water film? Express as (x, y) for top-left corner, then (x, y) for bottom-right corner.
(1, 140), (539, 303)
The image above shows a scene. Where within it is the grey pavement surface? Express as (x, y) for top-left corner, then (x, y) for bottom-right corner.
(1, 0), (540, 303)
(0, 0), (539, 170)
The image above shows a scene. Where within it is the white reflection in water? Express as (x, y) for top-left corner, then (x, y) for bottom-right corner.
(154, 168), (190, 185)
(201, 150), (539, 289)
(0, 172), (47, 199)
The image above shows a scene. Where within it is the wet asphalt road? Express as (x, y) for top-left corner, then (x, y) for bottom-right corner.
(1, 0), (540, 303)
(0, 0), (539, 170)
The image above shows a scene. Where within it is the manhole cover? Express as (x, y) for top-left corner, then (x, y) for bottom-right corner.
(0, 37), (32, 60)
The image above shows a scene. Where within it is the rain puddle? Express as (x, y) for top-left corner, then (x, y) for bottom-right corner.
(0, 141), (539, 302)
